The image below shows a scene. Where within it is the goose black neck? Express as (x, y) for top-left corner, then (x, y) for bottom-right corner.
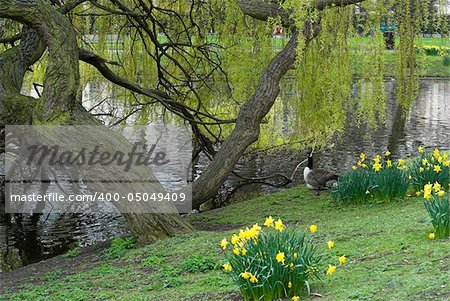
(307, 155), (313, 169)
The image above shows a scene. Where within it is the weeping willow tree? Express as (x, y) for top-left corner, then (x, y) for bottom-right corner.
(0, 0), (446, 242)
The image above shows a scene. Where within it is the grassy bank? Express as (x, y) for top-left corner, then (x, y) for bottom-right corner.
(351, 51), (450, 78)
(1, 186), (449, 301)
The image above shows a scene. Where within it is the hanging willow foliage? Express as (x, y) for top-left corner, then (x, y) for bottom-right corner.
(396, 0), (429, 109)
(1, 0), (446, 149)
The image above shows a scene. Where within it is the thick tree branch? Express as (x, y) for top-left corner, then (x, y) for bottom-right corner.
(79, 48), (221, 155)
(236, 0), (365, 24)
(192, 31), (299, 206)
(236, 0), (292, 25)
(0, 0), (81, 121)
(0, 0), (87, 45)
(313, 0), (365, 10)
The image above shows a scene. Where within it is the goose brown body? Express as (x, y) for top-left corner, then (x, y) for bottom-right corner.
(303, 152), (339, 192)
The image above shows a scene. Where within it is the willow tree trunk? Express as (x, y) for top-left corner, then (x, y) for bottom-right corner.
(0, 0), (191, 243)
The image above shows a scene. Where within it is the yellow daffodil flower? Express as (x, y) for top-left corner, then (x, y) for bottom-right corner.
(428, 233), (435, 240)
(288, 281), (292, 288)
(309, 224), (318, 233)
(231, 234), (239, 245)
(433, 182), (441, 192)
(241, 248), (247, 256)
(264, 216), (274, 227)
(292, 296), (300, 301)
(423, 183), (433, 200)
(360, 153), (365, 161)
(434, 165), (442, 173)
(326, 264), (337, 275)
(327, 241), (335, 249)
(433, 148), (440, 158)
(418, 146), (424, 153)
(240, 271), (252, 279)
(274, 219), (285, 232)
(252, 223), (262, 233)
(373, 155), (381, 163)
(250, 275), (258, 283)
(276, 252), (285, 264)
(233, 248), (240, 255)
(385, 151), (391, 157)
(339, 255), (347, 265)
(398, 159), (405, 165)
(352, 165), (357, 170)
(437, 190), (445, 197)
(293, 252), (298, 259)
(223, 263), (232, 271)
(386, 160), (392, 168)
(422, 158), (428, 165)
(220, 238), (228, 250)
(373, 162), (382, 172)
(419, 167), (424, 172)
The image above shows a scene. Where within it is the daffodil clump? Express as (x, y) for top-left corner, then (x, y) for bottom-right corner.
(415, 45), (450, 57)
(332, 151), (409, 204)
(410, 147), (450, 194)
(419, 182), (449, 238)
(220, 218), (346, 301)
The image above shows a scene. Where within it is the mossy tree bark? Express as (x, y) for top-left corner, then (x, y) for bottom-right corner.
(0, 0), (191, 243)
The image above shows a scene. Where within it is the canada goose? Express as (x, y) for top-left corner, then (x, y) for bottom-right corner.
(303, 150), (339, 194)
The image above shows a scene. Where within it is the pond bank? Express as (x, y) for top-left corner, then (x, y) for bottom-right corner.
(1, 186), (449, 301)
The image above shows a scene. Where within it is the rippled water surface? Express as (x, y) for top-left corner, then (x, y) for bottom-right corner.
(1, 79), (449, 271)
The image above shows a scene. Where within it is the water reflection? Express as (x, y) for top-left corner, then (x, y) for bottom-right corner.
(1, 79), (449, 271)
(316, 80), (450, 173)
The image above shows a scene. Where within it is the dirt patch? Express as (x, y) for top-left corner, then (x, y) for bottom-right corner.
(182, 292), (243, 301)
(0, 241), (109, 294)
(416, 290), (450, 300)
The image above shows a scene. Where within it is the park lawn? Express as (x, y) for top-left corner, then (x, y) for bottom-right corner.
(95, 35), (450, 77)
(1, 185), (448, 301)
(351, 50), (450, 77)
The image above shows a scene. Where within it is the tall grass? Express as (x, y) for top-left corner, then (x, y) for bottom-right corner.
(371, 163), (410, 202)
(331, 169), (374, 204)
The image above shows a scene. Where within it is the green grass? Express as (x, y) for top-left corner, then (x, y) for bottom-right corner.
(94, 36), (450, 77)
(2, 186), (449, 300)
(351, 51), (450, 77)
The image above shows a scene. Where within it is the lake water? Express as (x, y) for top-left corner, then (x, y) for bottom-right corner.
(1, 79), (449, 272)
